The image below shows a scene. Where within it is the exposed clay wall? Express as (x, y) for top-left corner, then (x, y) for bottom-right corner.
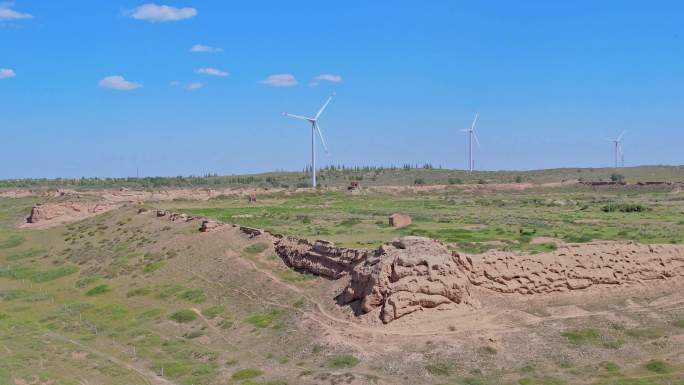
(271, 235), (371, 279)
(24, 202), (118, 228)
(458, 242), (684, 294)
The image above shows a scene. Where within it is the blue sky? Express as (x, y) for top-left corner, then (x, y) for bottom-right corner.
(1, 1), (682, 179)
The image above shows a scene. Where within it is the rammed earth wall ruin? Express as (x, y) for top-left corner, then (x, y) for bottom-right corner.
(149, 210), (684, 323)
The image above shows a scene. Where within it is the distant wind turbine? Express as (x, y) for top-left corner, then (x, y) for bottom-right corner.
(283, 94), (334, 188)
(460, 113), (480, 173)
(608, 131), (625, 168)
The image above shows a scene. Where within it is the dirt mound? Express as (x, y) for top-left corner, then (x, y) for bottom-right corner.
(461, 242), (684, 294)
(338, 236), (475, 323)
(23, 202), (117, 228)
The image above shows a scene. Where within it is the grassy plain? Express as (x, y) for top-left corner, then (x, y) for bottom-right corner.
(172, 185), (684, 251)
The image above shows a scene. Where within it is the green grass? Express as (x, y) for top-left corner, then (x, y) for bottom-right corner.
(0, 264), (78, 283)
(232, 368), (263, 380)
(644, 360), (672, 374)
(30, 265), (78, 283)
(201, 305), (225, 318)
(169, 309), (198, 323)
(142, 261), (163, 273)
(561, 328), (601, 345)
(85, 284), (111, 296)
(243, 243), (269, 256)
(246, 310), (282, 328)
(0, 235), (24, 249)
(6, 248), (47, 261)
(673, 319), (684, 328)
(328, 354), (360, 369)
(179, 288), (207, 304)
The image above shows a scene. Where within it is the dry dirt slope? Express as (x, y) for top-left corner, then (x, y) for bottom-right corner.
(1, 202), (683, 385)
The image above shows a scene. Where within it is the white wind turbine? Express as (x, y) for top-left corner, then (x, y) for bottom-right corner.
(608, 131), (625, 168)
(460, 113), (480, 173)
(283, 94), (334, 188)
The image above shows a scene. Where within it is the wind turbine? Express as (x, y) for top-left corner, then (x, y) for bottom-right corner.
(460, 113), (480, 173)
(283, 94), (334, 188)
(608, 131), (625, 168)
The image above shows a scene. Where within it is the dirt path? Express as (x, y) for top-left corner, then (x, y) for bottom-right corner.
(46, 331), (176, 385)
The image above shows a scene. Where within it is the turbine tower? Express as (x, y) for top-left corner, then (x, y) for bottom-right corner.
(608, 131), (625, 168)
(460, 113), (480, 173)
(283, 94), (334, 188)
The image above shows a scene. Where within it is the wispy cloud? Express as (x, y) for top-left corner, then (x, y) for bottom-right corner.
(99, 75), (142, 91)
(190, 44), (222, 53)
(309, 73), (342, 86)
(0, 2), (33, 20)
(169, 80), (180, 87)
(0, 68), (16, 79)
(125, 3), (197, 22)
(185, 82), (205, 90)
(259, 73), (298, 87)
(195, 67), (229, 77)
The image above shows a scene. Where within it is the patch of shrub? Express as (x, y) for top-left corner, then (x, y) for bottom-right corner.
(169, 309), (197, 323)
(601, 203), (648, 213)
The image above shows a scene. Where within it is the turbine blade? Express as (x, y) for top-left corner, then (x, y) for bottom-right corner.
(283, 113), (313, 122)
(315, 122), (329, 153)
(460, 129), (470, 133)
(471, 112), (479, 130)
(472, 131), (481, 146)
(315, 94), (334, 120)
(617, 131), (626, 141)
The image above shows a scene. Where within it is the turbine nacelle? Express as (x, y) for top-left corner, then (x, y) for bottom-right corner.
(283, 94), (335, 187)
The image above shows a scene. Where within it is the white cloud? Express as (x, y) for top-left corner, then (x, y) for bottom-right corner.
(195, 67), (229, 77)
(169, 80), (180, 86)
(0, 68), (16, 79)
(185, 82), (205, 90)
(99, 75), (142, 91)
(315, 74), (342, 83)
(259, 73), (298, 87)
(190, 44), (222, 53)
(126, 3), (197, 22)
(0, 2), (33, 20)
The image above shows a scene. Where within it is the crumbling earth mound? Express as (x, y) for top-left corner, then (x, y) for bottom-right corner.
(338, 236), (476, 323)
(23, 202), (117, 228)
